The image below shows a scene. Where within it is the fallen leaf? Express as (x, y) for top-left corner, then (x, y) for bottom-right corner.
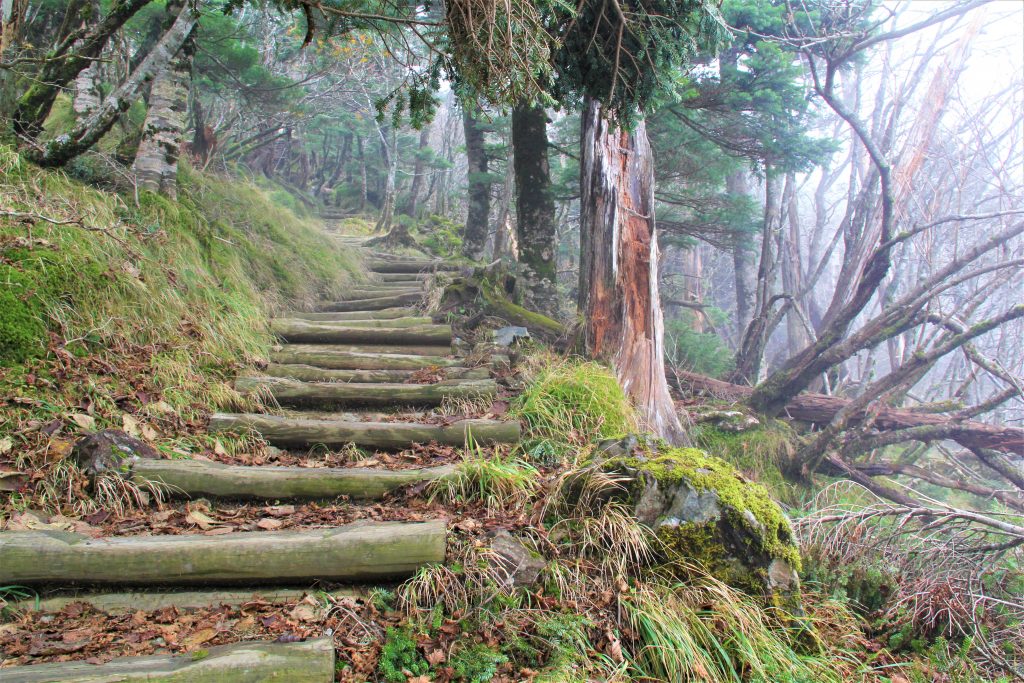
(69, 413), (96, 430)
(182, 627), (217, 649)
(0, 436), (13, 454)
(426, 649), (446, 666)
(289, 603), (319, 622)
(213, 440), (228, 456)
(0, 469), (28, 491)
(264, 505), (295, 517)
(256, 518), (283, 530)
(46, 437), (74, 462)
(185, 510), (216, 530)
(203, 526), (235, 536)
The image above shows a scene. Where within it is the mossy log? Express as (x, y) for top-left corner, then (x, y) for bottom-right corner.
(210, 413), (521, 448)
(2, 637), (335, 683)
(377, 273), (427, 283)
(368, 260), (460, 274)
(269, 347), (459, 370)
(14, 587), (364, 614)
(275, 342), (451, 357)
(272, 316), (433, 329)
(270, 320), (451, 345)
(344, 285), (424, 299)
(133, 459), (456, 500)
(263, 363), (489, 383)
(0, 520), (445, 585)
(282, 307), (418, 321)
(320, 292), (422, 311)
(235, 376), (497, 407)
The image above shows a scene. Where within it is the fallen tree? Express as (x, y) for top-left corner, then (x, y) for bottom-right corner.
(673, 370), (1023, 454)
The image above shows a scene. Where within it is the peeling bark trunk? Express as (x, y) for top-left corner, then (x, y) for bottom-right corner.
(71, 1), (101, 116)
(462, 103), (490, 259)
(374, 126), (397, 233)
(0, 0), (28, 123)
(132, 6), (194, 198)
(578, 98), (686, 444)
(27, 3), (198, 167)
(512, 103), (558, 317)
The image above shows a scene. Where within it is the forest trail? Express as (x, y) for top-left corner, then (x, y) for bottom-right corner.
(1, 241), (519, 681)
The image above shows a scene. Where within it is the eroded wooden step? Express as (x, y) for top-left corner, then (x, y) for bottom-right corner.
(0, 520), (445, 585)
(368, 260), (460, 274)
(1, 637), (335, 682)
(344, 285), (424, 299)
(210, 412), (520, 448)
(376, 272), (427, 283)
(235, 376), (497, 407)
(320, 292), (422, 311)
(133, 458), (456, 500)
(263, 362), (489, 383)
(270, 347), (459, 370)
(270, 320), (451, 345)
(275, 342), (450, 357)
(272, 316), (433, 328)
(282, 307), (418, 321)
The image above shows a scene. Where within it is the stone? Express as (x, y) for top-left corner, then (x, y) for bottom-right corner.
(595, 439), (801, 608)
(693, 408), (761, 433)
(73, 429), (160, 476)
(487, 529), (545, 588)
(492, 325), (530, 347)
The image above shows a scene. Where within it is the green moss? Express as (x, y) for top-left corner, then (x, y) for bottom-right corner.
(691, 419), (799, 501)
(607, 447), (801, 571)
(513, 357), (636, 458)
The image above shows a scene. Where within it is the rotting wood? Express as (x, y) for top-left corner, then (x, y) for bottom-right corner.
(320, 292), (423, 312)
(210, 413), (521, 448)
(274, 342), (451, 357)
(0, 520), (446, 585)
(674, 370), (1024, 455)
(269, 347), (459, 370)
(282, 307), (418, 321)
(234, 376), (497, 407)
(270, 320), (451, 345)
(1, 637), (335, 683)
(262, 363), (489, 383)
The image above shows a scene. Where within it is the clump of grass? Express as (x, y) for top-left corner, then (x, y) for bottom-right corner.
(624, 578), (838, 683)
(512, 354), (636, 460)
(429, 442), (539, 514)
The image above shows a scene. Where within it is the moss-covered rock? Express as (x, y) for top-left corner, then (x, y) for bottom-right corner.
(596, 439), (801, 607)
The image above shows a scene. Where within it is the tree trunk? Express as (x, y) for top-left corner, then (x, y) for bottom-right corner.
(27, 3), (198, 167)
(512, 103), (558, 317)
(401, 125), (430, 216)
(71, 1), (102, 116)
(578, 98), (686, 444)
(374, 125), (397, 233)
(132, 6), (194, 198)
(462, 103), (490, 259)
(12, 0), (150, 141)
(728, 170), (757, 341)
(0, 0), (28, 125)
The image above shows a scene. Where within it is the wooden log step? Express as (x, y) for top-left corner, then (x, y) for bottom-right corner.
(368, 260), (460, 274)
(0, 520), (445, 585)
(1, 637), (335, 682)
(14, 587), (364, 614)
(235, 376), (497, 407)
(377, 272), (427, 282)
(133, 459), (456, 500)
(277, 342), (450, 357)
(210, 413), (521, 448)
(320, 292), (422, 311)
(270, 320), (451, 345)
(344, 285), (424, 298)
(282, 307), (418, 321)
(269, 347), (458, 370)
(263, 362), (489, 383)
(272, 316), (433, 328)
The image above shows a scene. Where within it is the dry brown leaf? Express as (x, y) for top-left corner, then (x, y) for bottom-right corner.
(185, 510), (216, 530)
(69, 413), (95, 430)
(182, 627), (217, 649)
(256, 518), (283, 531)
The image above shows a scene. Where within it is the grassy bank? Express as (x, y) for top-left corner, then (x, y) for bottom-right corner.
(0, 146), (363, 511)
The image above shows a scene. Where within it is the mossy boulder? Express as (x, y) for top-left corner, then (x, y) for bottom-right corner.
(596, 439), (801, 607)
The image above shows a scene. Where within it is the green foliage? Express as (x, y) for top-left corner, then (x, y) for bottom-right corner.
(378, 626), (429, 682)
(513, 355), (636, 459)
(664, 314), (735, 378)
(418, 214), (464, 257)
(450, 643), (509, 683)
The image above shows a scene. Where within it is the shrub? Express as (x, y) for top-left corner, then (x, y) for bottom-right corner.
(378, 626), (429, 682)
(450, 643), (508, 683)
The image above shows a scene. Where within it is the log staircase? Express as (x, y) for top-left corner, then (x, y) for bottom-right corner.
(0, 243), (520, 681)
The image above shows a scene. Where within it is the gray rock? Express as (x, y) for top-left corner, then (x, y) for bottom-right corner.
(492, 326), (530, 347)
(488, 530), (545, 588)
(73, 429), (160, 476)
